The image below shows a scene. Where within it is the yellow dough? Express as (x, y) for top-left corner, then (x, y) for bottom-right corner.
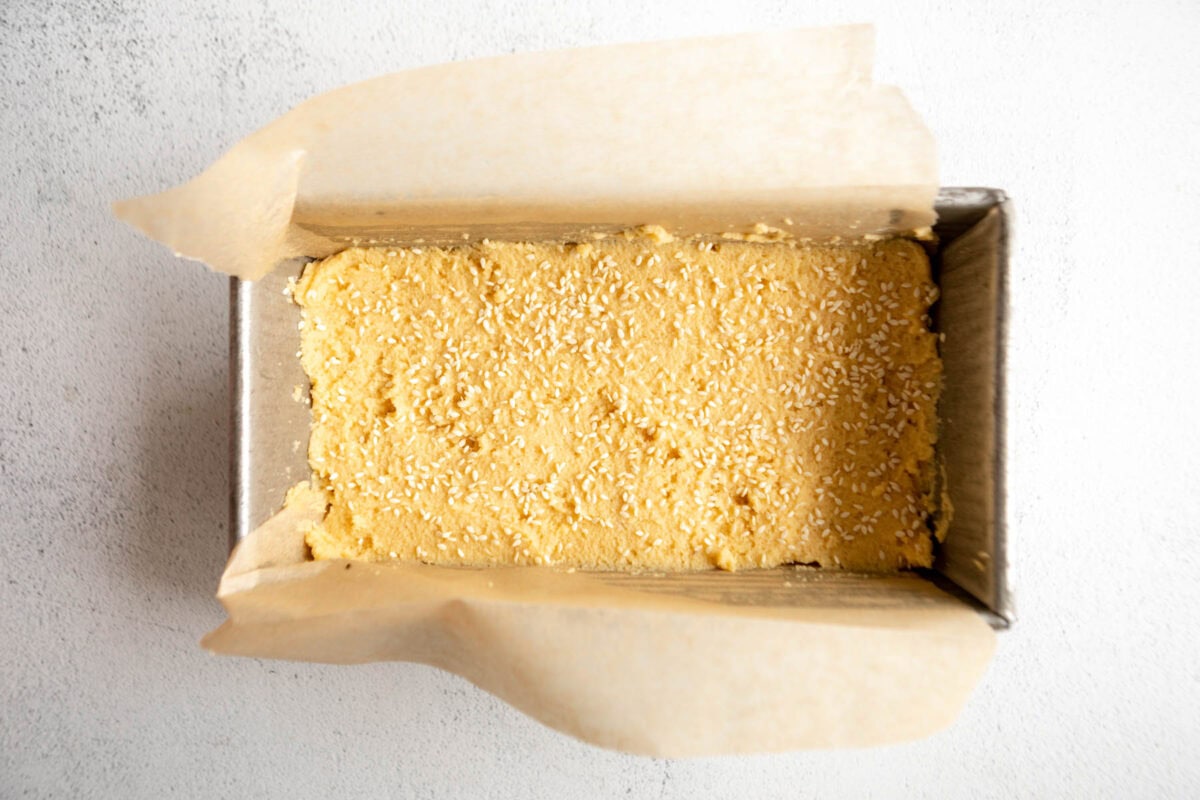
(295, 235), (942, 572)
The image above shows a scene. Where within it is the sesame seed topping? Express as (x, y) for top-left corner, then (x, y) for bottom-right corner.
(295, 234), (942, 572)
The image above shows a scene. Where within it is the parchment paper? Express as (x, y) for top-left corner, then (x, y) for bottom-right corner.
(115, 25), (994, 755)
(114, 25), (936, 278)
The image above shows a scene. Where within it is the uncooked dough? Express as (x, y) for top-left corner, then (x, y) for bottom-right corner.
(295, 234), (942, 572)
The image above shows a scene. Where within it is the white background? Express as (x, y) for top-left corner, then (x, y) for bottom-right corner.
(3, 1), (1198, 797)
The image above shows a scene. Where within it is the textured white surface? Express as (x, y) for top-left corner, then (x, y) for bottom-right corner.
(2, 1), (1198, 797)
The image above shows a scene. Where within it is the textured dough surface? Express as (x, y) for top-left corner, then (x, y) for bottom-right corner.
(296, 236), (941, 571)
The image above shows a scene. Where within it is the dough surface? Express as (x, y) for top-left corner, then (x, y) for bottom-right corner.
(296, 235), (941, 571)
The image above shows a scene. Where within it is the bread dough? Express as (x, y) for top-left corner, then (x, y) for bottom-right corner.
(295, 235), (941, 571)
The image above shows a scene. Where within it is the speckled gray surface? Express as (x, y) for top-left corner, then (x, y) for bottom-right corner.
(3, 1), (1199, 797)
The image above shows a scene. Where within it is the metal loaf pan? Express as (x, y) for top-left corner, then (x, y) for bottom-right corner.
(230, 187), (1012, 626)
